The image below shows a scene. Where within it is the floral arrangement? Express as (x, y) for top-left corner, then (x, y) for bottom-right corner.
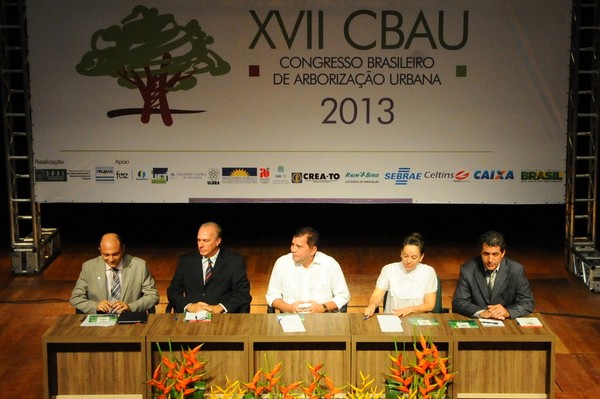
(386, 333), (455, 399)
(147, 334), (454, 399)
(147, 343), (207, 399)
(242, 360), (344, 399)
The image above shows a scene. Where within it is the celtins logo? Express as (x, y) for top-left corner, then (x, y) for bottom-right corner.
(384, 167), (422, 185)
(454, 170), (469, 181)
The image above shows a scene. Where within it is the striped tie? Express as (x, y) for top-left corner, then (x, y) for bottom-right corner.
(110, 269), (121, 301)
(204, 258), (213, 283)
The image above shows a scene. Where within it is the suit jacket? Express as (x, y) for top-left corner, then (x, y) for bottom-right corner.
(70, 254), (159, 314)
(167, 248), (252, 313)
(452, 256), (534, 318)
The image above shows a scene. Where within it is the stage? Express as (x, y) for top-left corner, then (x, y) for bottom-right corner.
(0, 202), (599, 398)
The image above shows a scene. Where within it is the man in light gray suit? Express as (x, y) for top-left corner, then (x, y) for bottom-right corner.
(70, 233), (159, 314)
(452, 231), (534, 320)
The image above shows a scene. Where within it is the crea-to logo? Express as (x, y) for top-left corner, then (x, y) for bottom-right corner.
(384, 167), (422, 185)
(521, 170), (564, 182)
(454, 170), (469, 181)
(291, 172), (340, 183)
(473, 170), (514, 180)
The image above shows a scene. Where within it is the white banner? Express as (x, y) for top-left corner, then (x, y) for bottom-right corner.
(28, 0), (570, 203)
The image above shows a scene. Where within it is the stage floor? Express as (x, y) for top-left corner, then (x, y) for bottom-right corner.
(1, 235), (600, 398)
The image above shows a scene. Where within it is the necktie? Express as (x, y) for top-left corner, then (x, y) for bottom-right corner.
(204, 258), (213, 283)
(110, 269), (121, 301)
(488, 270), (497, 291)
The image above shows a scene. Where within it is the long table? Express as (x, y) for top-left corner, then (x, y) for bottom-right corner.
(42, 313), (556, 399)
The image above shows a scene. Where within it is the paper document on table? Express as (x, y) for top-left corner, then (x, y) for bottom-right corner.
(278, 314), (306, 332)
(516, 317), (543, 327)
(184, 311), (212, 322)
(80, 314), (118, 327)
(480, 319), (505, 327)
(377, 315), (404, 332)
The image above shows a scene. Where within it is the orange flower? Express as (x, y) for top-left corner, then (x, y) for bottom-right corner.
(279, 381), (302, 399)
(264, 361), (283, 382)
(244, 369), (262, 392)
(307, 362), (324, 378)
(146, 343), (206, 399)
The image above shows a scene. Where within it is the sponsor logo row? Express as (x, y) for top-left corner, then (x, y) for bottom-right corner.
(34, 165), (564, 184)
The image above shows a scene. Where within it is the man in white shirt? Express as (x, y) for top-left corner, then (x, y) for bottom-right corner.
(266, 227), (350, 313)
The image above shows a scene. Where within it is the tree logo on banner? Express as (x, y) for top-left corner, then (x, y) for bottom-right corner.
(76, 5), (230, 126)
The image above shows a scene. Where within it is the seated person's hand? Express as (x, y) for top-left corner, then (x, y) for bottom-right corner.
(295, 300), (316, 313)
(392, 307), (414, 317)
(480, 304), (509, 320)
(96, 300), (114, 313)
(187, 301), (211, 313)
(364, 305), (377, 318)
(110, 301), (130, 313)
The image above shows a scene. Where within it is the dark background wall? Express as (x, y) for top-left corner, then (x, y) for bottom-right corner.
(36, 202), (565, 250)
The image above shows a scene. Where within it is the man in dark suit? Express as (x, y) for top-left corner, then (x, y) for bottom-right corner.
(70, 233), (159, 314)
(452, 231), (534, 319)
(167, 222), (252, 313)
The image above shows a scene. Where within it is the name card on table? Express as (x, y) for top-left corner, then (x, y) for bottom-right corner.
(377, 315), (404, 332)
(278, 314), (306, 332)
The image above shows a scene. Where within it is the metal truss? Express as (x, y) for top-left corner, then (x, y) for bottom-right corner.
(1, 0), (59, 274)
(566, 0), (600, 291)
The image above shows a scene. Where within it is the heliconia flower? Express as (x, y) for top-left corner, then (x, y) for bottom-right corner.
(152, 364), (162, 379)
(189, 344), (203, 355)
(182, 387), (198, 396)
(419, 383), (437, 395)
(388, 374), (408, 385)
(307, 362), (324, 378)
(279, 380), (303, 398)
(434, 373), (451, 388)
(302, 379), (319, 396)
(398, 384), (410, 394)
(264, 361), (283, 381)
(244, 369), (262, 392)
(265, 376), (281, 391)
(388, 353), (403, 367)
(161, 355), (177, 370)
(419, 333), (428, 350)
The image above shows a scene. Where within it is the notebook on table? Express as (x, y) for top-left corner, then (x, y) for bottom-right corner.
(117, 311), (148, 324)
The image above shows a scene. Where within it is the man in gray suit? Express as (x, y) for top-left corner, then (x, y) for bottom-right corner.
(70, 233), (159, 314)
(452, 231), (534, 319)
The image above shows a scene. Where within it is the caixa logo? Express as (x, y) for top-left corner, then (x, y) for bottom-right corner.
(473, 170), (514, 180)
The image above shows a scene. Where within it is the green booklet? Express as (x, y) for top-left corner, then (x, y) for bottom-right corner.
(408, 317), (440, 326)
(448, 319), (478, 328)
(80, 314), (118, 327)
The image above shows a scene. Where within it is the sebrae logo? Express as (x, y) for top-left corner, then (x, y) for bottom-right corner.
(76, 5), (230, 126)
